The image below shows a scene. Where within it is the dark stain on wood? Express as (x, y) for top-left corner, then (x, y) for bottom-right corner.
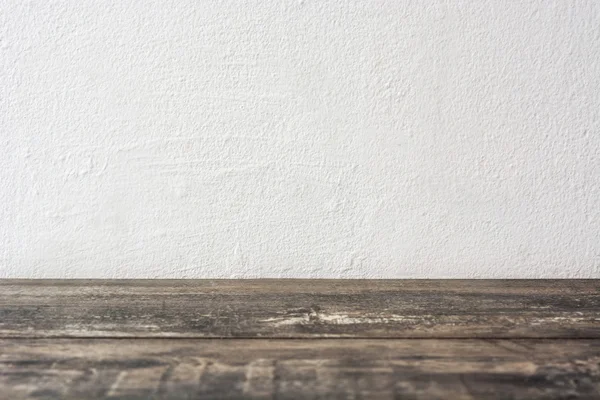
(1, 280), (599, 399)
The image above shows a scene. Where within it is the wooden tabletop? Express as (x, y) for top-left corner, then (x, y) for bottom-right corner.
(1, 280), (599, 399)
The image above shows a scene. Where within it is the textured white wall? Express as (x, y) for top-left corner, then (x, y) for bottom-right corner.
(1, 1), (599, 278)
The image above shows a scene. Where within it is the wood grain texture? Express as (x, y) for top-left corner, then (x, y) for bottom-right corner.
(1, 280), (599, 338)
(2, 338), (600, 399)
(2, 280), (600, 399)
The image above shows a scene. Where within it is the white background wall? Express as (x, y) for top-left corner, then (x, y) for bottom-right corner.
(1, 0), (599, 278)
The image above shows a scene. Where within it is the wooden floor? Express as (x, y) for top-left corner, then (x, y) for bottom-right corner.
(1, 280), (599, 399)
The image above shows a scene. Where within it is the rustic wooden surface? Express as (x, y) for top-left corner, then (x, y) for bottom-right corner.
(2, 339), (600, 399)
(1, 280), (599, 338)
(1, 280), (599, 399)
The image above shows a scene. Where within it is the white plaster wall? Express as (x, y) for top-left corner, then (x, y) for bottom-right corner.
(1, 1), (599, 278)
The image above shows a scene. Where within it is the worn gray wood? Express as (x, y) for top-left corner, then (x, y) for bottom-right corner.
(1, 280), (600, 399)
(1, 338), (600, 399)
(1, 280), (599, 338)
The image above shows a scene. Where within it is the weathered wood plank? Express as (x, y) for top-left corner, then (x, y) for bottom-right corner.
(1, 338), (599, 399)
(1, 280), (599, 338)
